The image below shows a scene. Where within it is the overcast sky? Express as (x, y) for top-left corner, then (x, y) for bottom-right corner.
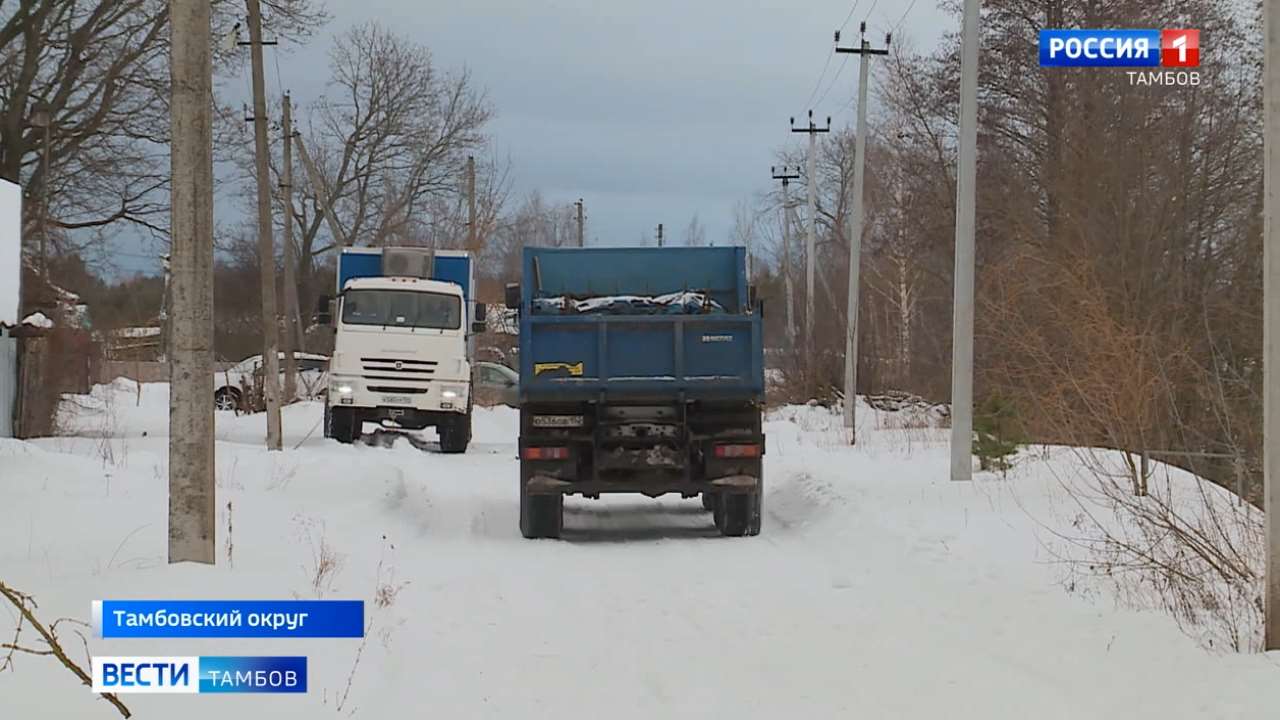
(115, 1), (955, 276)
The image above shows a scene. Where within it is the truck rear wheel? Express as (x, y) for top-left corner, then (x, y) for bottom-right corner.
(700, 492), (717, 512)
(328, 407), (360, 445)
(519, 469), (563, 539)
(439, 411), (472, 454)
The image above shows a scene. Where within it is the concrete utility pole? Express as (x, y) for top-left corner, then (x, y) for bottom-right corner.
(575, 199), (585, 247)
(280, 92), (302, 402)
(791, 110), (831, 393)
(168, 0), (216, 564)
(771, 165), (801, 345)
(836, 25), (890, 445)
(467, 155), (478, 251)
(245, 0), (283, 450)
(950, 0), (981, 482)
(1264, 0), (1280, 652)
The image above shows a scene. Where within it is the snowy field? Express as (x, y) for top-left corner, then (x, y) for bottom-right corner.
(1, 379), (1278, 719)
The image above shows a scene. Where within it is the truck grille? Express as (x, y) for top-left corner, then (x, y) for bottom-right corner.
(361, 357), (437, 382)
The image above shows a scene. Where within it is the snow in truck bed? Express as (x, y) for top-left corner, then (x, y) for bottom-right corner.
(0, 379), (1277, 719)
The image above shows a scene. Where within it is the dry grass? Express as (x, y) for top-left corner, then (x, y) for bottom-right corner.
(1046, 450), (1263, 652)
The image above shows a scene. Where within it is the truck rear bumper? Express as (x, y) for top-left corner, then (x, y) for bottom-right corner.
(525, 473), (760, 496)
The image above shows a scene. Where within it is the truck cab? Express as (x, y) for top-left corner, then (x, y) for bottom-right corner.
(322, 247), (483, 452)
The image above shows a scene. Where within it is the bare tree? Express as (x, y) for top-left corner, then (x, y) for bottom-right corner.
(0, 0), (326, 266)
(683, 213), (706, 247)
(228, 21), (493, 315)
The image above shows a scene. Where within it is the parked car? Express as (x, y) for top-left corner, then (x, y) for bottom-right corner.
(214, 352), (329, 411)
(474, 361), (518, 407)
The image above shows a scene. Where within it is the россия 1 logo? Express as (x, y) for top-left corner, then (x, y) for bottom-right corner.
(1039, 29), (1201, 86)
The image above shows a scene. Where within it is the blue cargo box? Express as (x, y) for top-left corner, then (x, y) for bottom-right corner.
(337, 247), (474, 306)
(517, 246), (764, 400)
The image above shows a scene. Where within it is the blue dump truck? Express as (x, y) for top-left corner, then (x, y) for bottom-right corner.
(507, 246), (765, 538)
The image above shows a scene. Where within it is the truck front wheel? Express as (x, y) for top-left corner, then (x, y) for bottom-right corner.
(519, 469), (563, 539)
(328, 407), (360, 445)
(439, 410), (472, 454)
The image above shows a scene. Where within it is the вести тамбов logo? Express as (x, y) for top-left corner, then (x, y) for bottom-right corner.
(1039, 29), (1201, 86)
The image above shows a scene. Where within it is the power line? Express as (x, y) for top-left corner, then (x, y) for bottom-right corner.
(891, 0), (922, 36)
(813, 55), (850, 112)
(839, 0), (864, 31)
(861, 0), (882, 24)
(805, 0), (864, 118)
(803, 52), (835, 110)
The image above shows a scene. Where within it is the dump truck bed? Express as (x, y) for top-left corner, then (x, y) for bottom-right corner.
(517, 247), (764, 402)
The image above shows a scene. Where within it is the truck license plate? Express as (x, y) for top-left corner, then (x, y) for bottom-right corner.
(382, 395), (411, 405)
(532, 414), (584, 428)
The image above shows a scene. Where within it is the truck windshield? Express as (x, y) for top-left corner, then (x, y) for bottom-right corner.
(341, 290), (461, 330)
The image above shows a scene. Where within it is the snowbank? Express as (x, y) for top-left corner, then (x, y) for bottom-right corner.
(0, 383), (1276, 719)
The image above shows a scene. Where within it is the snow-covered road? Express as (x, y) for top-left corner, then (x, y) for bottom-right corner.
(1, 381), (1277, 719)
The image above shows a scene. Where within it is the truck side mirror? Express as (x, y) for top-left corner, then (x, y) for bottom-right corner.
(316, 294), (333, 326)
(470, 321), (487, 334)
(504, 283), (521, 309)
(475, 302), (488, 322)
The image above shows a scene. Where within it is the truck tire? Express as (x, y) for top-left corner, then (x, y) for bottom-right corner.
(700, 492), (717, 512)
(328, 407), (359, 445)
(519, 470), (563, 539)
(716, 489), (761, 537)
(439, 409), (472, 454)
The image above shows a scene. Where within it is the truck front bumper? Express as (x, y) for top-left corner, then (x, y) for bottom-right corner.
(328, 374), (469, 414)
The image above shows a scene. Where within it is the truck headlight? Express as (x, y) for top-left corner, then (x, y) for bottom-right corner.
(334, 383), (353, 394)
(442, 389), (459, 399)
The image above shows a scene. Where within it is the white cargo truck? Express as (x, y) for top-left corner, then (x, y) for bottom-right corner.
(319, 247), (487, 451)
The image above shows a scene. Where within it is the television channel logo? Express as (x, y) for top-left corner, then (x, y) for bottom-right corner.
(91, 656), (307, 694)
(1039, 29), (1201, 86)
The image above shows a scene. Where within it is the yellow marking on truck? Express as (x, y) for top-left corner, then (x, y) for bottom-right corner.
(534, 361), (584, 377)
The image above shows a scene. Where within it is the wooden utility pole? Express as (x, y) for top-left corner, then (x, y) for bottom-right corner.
(280, 92), (302, 402)
(836, 25), (890, 445)
(246, 0), (282, 450)
(771, 165), (801, 345)
(168, 0), (216, 564)
(467, 155), (478, 251)
(1264, 0), (1280, 651)
(791, 110), (830, 394)
(294, 137), (350, 247)
(575, 199), (585, 247)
